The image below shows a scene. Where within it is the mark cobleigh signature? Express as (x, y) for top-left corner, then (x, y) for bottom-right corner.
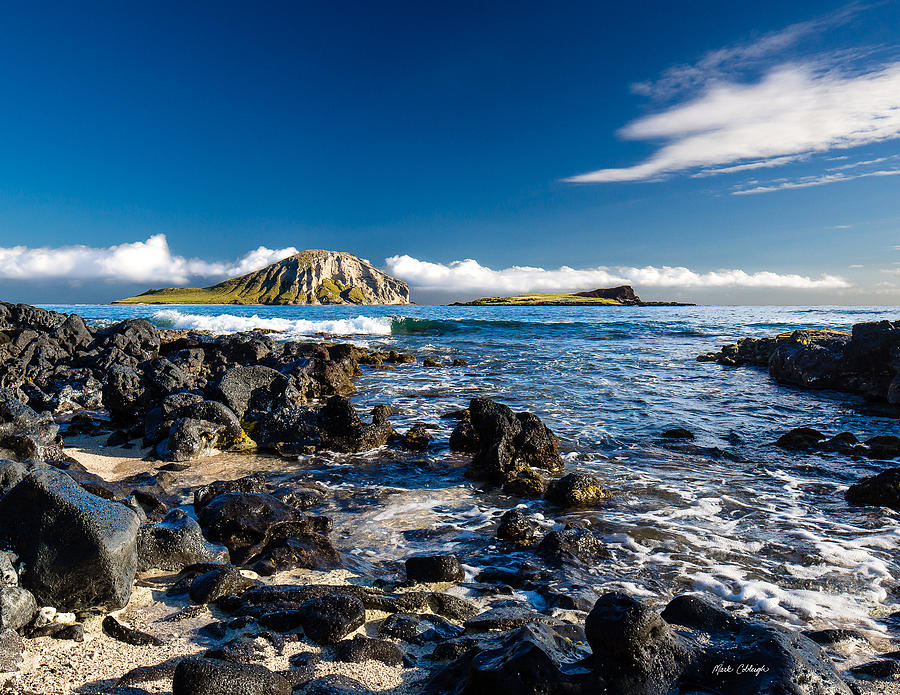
(712, 663), (771, 677)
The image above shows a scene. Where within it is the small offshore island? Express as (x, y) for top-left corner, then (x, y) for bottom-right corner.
(452, 285), (695, 306)
(114, 250), (411, 306)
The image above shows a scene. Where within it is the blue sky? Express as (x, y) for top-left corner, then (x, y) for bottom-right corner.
(0, 0), (898, 304)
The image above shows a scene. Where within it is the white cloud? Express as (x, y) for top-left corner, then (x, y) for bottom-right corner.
(385, 255), (851, 293)
(566, 62), (900, 183)
(0, 234), (298, 285)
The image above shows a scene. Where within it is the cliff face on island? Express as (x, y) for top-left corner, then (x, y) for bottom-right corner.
(114, 249), (411, 305)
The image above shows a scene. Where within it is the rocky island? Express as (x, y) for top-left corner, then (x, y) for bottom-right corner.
(114, 250), (411, 305)
(452, 285), (694, 306)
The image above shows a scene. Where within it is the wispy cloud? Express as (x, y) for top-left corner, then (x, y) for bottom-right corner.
(385, 255), (851, 292)
(0, 235), (298, 285)
(631, 4), (864, 100)
(732, 167), (900, 195)
(566, 62), (900, 183)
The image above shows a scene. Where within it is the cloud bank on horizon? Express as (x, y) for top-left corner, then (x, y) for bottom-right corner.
(0, 235), (852, 294)
(384, 255), (851, 294)
(566, 5), (900, 192)
(0, 234), (298, 286)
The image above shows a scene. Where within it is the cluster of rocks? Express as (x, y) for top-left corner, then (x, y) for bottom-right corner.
(698, 321), (900, 404)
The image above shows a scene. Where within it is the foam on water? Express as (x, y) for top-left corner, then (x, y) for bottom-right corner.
(151, 309), (393, 336)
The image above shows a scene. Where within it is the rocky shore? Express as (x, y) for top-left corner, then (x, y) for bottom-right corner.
(0, 302), (895, 693)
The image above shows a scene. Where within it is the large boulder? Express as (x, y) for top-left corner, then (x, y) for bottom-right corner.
(298, 594), (366, 645)
(458, 398), (563, 486)
(0, 467), (139, 610)
(315, 396), (394, 452)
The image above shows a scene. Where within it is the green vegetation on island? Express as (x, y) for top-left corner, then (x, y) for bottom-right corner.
(455, 292), (622, 306)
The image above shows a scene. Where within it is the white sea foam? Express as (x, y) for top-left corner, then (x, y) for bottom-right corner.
(151, 309), (393, 337)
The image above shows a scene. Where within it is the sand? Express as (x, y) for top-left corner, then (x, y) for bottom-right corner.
(5, 438), (897, 694)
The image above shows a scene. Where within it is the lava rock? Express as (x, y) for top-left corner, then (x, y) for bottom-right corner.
(537, 527), (606, 565)
(172, 656), (292, 695)
(846, 468), (900, 511)
(137, 509), (229, 572)
(398, 423), (431, 451)
(496, 509), (538, 546)
(661, 428), (694, 439)
(334, 636), (405, 666)
(102, 615), (165, 646)
(405, 555), (464, 583)
(463, 398), (563, 485)
(0, 467), (139, 611)
(544, 472), (610, 508)
(776, 427), (827, 450)
(189, 566), (255, 605)
(378, 612), (463, 644)
(298, 595), (366, 645)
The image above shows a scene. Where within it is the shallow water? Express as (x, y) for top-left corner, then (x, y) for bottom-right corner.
(45, 303), (900, 645)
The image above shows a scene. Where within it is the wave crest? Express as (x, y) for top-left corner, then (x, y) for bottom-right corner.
(151, 310), (393, 337)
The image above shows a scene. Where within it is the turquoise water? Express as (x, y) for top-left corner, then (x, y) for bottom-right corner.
(43, 303), (900, 640)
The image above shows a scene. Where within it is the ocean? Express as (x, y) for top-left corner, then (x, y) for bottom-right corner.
(44, 303), (900, 641)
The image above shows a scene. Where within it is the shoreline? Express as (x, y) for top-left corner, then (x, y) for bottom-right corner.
(0, 301), (897, 693)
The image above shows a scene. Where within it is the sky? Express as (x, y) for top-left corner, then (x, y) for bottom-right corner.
(0, 1), (898, 305)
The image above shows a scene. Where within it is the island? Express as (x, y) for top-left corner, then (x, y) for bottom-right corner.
(113, 249), (411, 305)
(451, 285), (694, 306)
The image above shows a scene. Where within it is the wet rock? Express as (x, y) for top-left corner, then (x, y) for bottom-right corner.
(425, 592), (480, 621)
(316, 396), (393, 453)
(378, 612), (463, 644)
(195, 491), (302, 563)
(661, 428), (694, 439)
(422, 357), (442, 368)
(334, 635), (405, 666)
(0, 467), (139, 610)
(776, 427), (827, 451)
(156, 418), (227, 462)
(846, 468), (900, 511)
(448, 416), (480, 453)
(102, 615), (165, 646)
(544, 472), (609, 508)
(451, 358), (467, 367)
(866, 435), (900, 460)
(246, 527), (339, 576)
(398, 423), (431, 451)
(463, 398), (563, 486)
(253, 406), (320, 453)
(0, 587), (36, 631)
(172, 656), (292, 695)
(189, 566), (255, 605)
(802, 628), (867, 646)
(0, 627), (23, 671)
(405, 554), (464, 583)
(298, 595), (366, 645)
(465, 605), (560, 632)
(537, 527), (605, 565)
(663, 593), (852, 695)
(501, 465), (546, 497)
(193, 474), (269, 510)
(496, 509), (538, 546)
(848, 659), (900, 679)
(137, 509), (229, 572)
